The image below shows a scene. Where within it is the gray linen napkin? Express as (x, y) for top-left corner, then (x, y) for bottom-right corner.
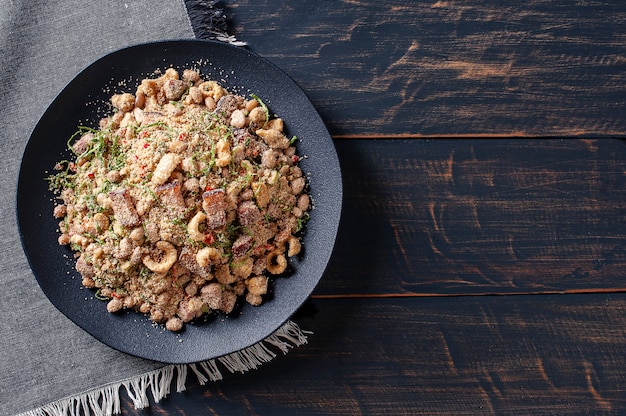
(0, 1), (195, 414)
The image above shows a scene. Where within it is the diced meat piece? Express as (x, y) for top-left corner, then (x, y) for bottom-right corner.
(215, 94), (244, 119)
(219, 289), (238, 314)
(231, 234), (253, 258)
(188, 86), (204, 104)
(237, 200), (261, 227)
(155, 181), (187, 214)
(243, 138), (268, 160)
(261, 149), (277, 168)
(72, 133), (94, 155)
(178, 247), (211, 279)
(141, 111), (164, 126)
(200, 282), (222, 310)
(206, 210), (226, 231)
(202, 188), (226, 211)
(163, 79), (188, 101)
(202, 189), (227, 229)
(252, 256), (267, 275)
(185, 282), (199, 297)
(108, 189), (140, 227)
(75, 255), (95, 279)
(130, 246), (145, 265)
(144, 221), (160, 243)
(232, 128), (252, 145)
(114, 237), (134, 259)
(246, 293), (263, 306)
(177, 296), (205, 322)
(200, 282), (237, 314)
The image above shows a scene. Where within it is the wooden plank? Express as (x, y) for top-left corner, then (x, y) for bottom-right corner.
(215, 0), (626, 137)
(316, 139), (626, 295)
(121, 294), (626, 414)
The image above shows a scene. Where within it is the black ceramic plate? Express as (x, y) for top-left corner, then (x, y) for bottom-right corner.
(16, 40), (342, 364)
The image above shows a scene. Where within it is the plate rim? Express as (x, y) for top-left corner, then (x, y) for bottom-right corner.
(16, 39), (342, 364)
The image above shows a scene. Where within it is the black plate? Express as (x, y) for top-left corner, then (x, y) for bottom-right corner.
(16, 40), (342, 364)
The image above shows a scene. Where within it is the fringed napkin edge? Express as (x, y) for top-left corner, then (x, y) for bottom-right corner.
(182, 0), (247, 46)
(16, 320), (310, 416)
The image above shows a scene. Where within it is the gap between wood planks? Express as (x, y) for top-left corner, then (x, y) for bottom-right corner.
(330, 134), (626, 139)
(311, 287), (626, 299)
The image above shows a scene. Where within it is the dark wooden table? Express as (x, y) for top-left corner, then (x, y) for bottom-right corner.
(123, 1), (626, 414)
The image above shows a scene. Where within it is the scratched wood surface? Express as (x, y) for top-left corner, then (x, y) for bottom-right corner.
(320, 139), (626, 296)
(123, 294), (626, 415)
(122, 0), (626, 414)
(224, 0), (626, 138)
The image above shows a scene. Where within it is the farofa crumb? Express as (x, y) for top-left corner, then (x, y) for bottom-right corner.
(48, 68), (311, 331)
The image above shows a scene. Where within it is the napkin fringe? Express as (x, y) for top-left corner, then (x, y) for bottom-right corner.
(17, 320), (309, 416)
(183, 0), (247, 46)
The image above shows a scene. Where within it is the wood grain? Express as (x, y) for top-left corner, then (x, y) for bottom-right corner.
(317, 139), (626, 296)
(219, 0), (626, 137)
(134, 2), (626, 415)
(121, 295), (626, 415)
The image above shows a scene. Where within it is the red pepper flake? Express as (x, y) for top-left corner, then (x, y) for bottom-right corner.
(292, 155), (299, 163)
(204, 233), (216, 245)
(87, 172), (95, 179)
(178, 132), (188, 141)
(111, 291), (122, 299)
(205, 186), (214, 192)
(143, 142), (149, 149)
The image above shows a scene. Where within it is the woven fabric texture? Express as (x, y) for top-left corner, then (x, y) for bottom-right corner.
(0, 1), (195, 414)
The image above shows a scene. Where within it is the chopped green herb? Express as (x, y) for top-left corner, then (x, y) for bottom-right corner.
(95, 289), (109, 301)
(296, 212), (311, 233)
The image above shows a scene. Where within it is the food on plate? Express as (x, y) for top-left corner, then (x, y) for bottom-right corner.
(47, 68), (310, 331)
